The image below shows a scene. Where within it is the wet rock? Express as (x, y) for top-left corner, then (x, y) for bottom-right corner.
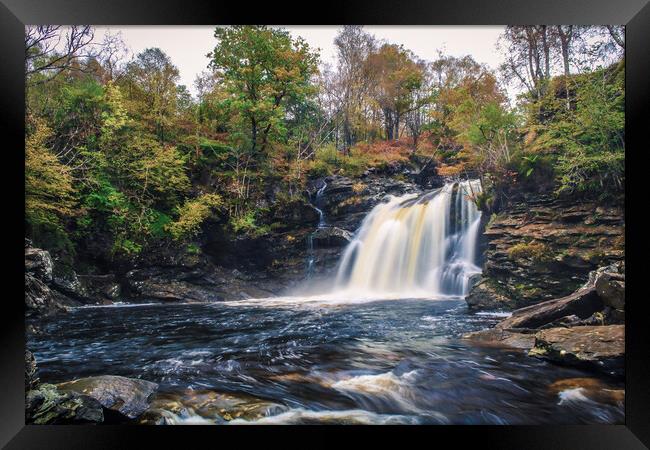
(26, 383), (104, 424)
(270, 198), (320, 228)
(57, 375), (158, 419)
(52, 267), (88, 301)
(528, 325), (624, 377)
(311, 226), (353, 247)
(25, 247), (53, 282)
(595, 271), (625, 311)
(465, 279), (511, 311)
(462, 328), (535, 349)
(320, 175), (421, 232)
(25, 350), (39, 391)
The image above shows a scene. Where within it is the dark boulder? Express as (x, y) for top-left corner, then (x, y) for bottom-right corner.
(124, 266), (224, 302)
(595, 271), (625, 311)
(57, 375), (159, 419)
(25, 274), (69, 317)
(465, 279), (511, 311)
(25, 247), (53, 283)
(78, 274), (122, 302)
(311, 226), (353, 247)
(51, 267), (89, 301)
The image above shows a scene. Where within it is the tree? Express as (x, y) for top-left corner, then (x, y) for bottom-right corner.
(366, 44), (425, 140)
(428, 54), (506, 155)
(208, 26), (319, 212)
(25, 26), (98, 88)
(332, 26), (376, 149)
(499, 26), (554, 102)
(121, 48), (181, 142)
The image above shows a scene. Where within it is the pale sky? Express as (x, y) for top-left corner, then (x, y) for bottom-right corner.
(95, 26), (508, 98)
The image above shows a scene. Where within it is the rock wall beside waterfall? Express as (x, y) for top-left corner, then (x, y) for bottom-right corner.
(466, 194), (624, 310)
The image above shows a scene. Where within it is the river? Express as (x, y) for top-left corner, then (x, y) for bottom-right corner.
(28, 297), (624, 425)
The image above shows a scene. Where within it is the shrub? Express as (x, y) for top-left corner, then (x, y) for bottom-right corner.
(229, 209), (270, 237)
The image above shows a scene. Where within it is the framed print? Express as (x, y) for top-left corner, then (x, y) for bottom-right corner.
(1, 0), (648, 448)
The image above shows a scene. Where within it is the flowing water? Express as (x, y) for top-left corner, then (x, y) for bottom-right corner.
(27, 180), (624, 424)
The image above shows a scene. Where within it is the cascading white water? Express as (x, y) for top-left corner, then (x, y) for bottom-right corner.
(333, 180), (482, 298)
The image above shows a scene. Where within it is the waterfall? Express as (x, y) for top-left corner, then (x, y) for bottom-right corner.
(333, 180), (482, 298)
(314, 181), (328, 228)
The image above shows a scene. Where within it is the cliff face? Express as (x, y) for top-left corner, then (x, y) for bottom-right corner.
(466, 194), (624, 310)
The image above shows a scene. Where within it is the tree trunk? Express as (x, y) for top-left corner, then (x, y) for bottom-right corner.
(394, 113), (400, 140)
(558, 25), (573, 111)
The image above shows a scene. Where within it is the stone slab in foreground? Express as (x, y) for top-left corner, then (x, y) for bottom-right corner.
(528, 325), (624, 377)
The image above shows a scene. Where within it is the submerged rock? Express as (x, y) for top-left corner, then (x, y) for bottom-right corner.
(547, 377), (624, 406)
(139, 389), (285, 424)
(57, 375), (159, 419)
(462, 328), (535, 350)
(528, 325), (624, 377)
(26, 383), (104, 424)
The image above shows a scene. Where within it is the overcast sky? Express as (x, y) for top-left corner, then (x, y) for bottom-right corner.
(94, 26), (507, 97)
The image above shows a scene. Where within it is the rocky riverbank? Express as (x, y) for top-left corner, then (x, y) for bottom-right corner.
(464, 262), (625, 378)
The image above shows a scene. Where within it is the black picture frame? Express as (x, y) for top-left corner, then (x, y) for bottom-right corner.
(2, 0), (648, 448)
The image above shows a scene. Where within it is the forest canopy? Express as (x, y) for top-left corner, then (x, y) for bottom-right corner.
(24, 25), (625, 262)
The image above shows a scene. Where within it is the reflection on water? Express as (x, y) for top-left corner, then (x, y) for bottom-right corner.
(28, 299), (624, 425)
